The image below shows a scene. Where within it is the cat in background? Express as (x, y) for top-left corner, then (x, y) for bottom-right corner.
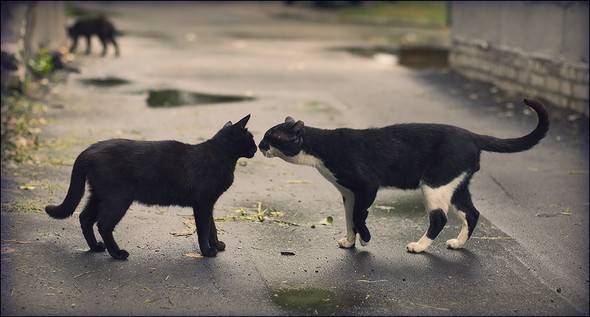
(258, 99), (548, 253)
(46, 115), (256, 260)
(68, 15), (121, 56)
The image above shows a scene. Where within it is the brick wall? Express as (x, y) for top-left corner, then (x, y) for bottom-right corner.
(450, 37), (589, 115)
(449, 1), (589, 116)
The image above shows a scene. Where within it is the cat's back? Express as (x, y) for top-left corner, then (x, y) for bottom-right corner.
(72, 16), (115, 34)
(83, 138), (190, 164)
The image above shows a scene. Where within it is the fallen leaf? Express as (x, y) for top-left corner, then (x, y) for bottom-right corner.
(410, 301), (450, 311)
(183, 252), (203, 259)
(145, 298), (161, 304)
(374, 205), (394, 211)
(170, 218), (196, 237)
(18, 184), (36, 190)
(320, 216), (333, 225)
(560, 208), (572, 215)
(535, 213), (560, 218)
(287, 180), (310, 184)
(471, 236), (513, 240)
(73, 271), (95, 279)
(357, 279), (389, 283)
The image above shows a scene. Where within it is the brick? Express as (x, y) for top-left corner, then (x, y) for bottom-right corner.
(560, 81), (571, 95)
(568, 99), (590, 115)
(558, 96), (570, 108)
(572, 84), (589, 100)
(576, 69), (589, 83)
(504, 67), (517, 80)
(545, 76), (560, 92)
(518, 71), (529, 85)
(560, 65), (577, 81)
(543, 92), (560, 106)
(533, 60), (547, 74)
(531, 73), (545, 87)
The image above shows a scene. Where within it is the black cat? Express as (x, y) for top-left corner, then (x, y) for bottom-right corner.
(46, 115), (256, 260)
(68, 15), (120, 56)
(259, 99), (548, 253)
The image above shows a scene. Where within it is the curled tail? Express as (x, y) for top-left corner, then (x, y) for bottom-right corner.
(45, 154), (88, 219)
(474, 99), (549, 153)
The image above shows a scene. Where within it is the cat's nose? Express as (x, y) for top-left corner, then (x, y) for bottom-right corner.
(258, 140), (269, 151)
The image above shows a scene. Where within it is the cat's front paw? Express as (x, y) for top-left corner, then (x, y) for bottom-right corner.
(337, 237), (355, 249)
(406, 242), (427, 253)
(213, 240), (226, 251)
(446, 239), (464, 250)
(110, 249), (129, 260)
(89, 241), (106, 252)
(201, 247), (218, 257)
(360, 239), (370, 246)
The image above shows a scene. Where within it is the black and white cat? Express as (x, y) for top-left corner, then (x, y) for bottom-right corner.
(258, 99), (548, 253)
(46, 115), (256, 260)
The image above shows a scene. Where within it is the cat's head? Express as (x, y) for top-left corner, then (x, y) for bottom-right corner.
(258, 116), (305, 159)
(214, 114), (257, 158)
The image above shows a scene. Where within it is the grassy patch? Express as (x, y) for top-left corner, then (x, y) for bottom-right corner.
(27, 49), (54, 78)
(65, 3), (114, 18)
(1, 93), (47, 164)
(337, 1), (448, 28)
(1, 199), (45, 214)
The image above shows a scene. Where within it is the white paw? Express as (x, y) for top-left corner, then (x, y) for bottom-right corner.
(359, 239), (369, 246)
(338, 237), (355, 249)
(446, 239), (464, 250)
(406, 242), (427, 253)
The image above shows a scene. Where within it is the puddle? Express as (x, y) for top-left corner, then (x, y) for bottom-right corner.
(331, 45), (398, 58)
(146, 89), (255, 108)
(332, 45), (449, 69)
(272, 288), (338, 314)
(299, 100), (337, 113)
(79, 77), (131, 87)
(371, 194), (425, 218)
(398, 45), (448, 69)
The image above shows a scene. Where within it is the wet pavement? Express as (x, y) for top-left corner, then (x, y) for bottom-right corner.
(1, 2), (588, 315)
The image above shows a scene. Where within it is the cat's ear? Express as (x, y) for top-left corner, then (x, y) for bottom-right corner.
(224, 121), (233, 128)
(292, 120), (304, 135)
(285, 116), (295, 124)
(235, 114), (251, 129)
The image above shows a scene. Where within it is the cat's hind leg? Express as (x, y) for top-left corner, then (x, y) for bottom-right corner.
(209, 214), (225, 251)
(96, 195), (133, 260)
(79, 194), (105, 252)
(99, 36), (108, 56)
(84, 35), (92, 55)
(110, 37), (120, 57)
(193, 200), (217, 257)
(352, 187), (377, 246)
(447, 182), (480, 250)
(407, 173), (466, 253)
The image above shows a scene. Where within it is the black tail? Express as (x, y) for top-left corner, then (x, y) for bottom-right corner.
(474, 99), (549, 153)
(45, 154), (87, 219)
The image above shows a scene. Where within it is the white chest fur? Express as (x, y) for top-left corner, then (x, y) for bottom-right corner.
(281, 149), (338, 185)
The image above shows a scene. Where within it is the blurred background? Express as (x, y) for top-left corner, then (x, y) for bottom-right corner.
(1, 1), (588, 316)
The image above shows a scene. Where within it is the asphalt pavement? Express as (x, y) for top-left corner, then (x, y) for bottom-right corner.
(1, 2), (588, 315)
